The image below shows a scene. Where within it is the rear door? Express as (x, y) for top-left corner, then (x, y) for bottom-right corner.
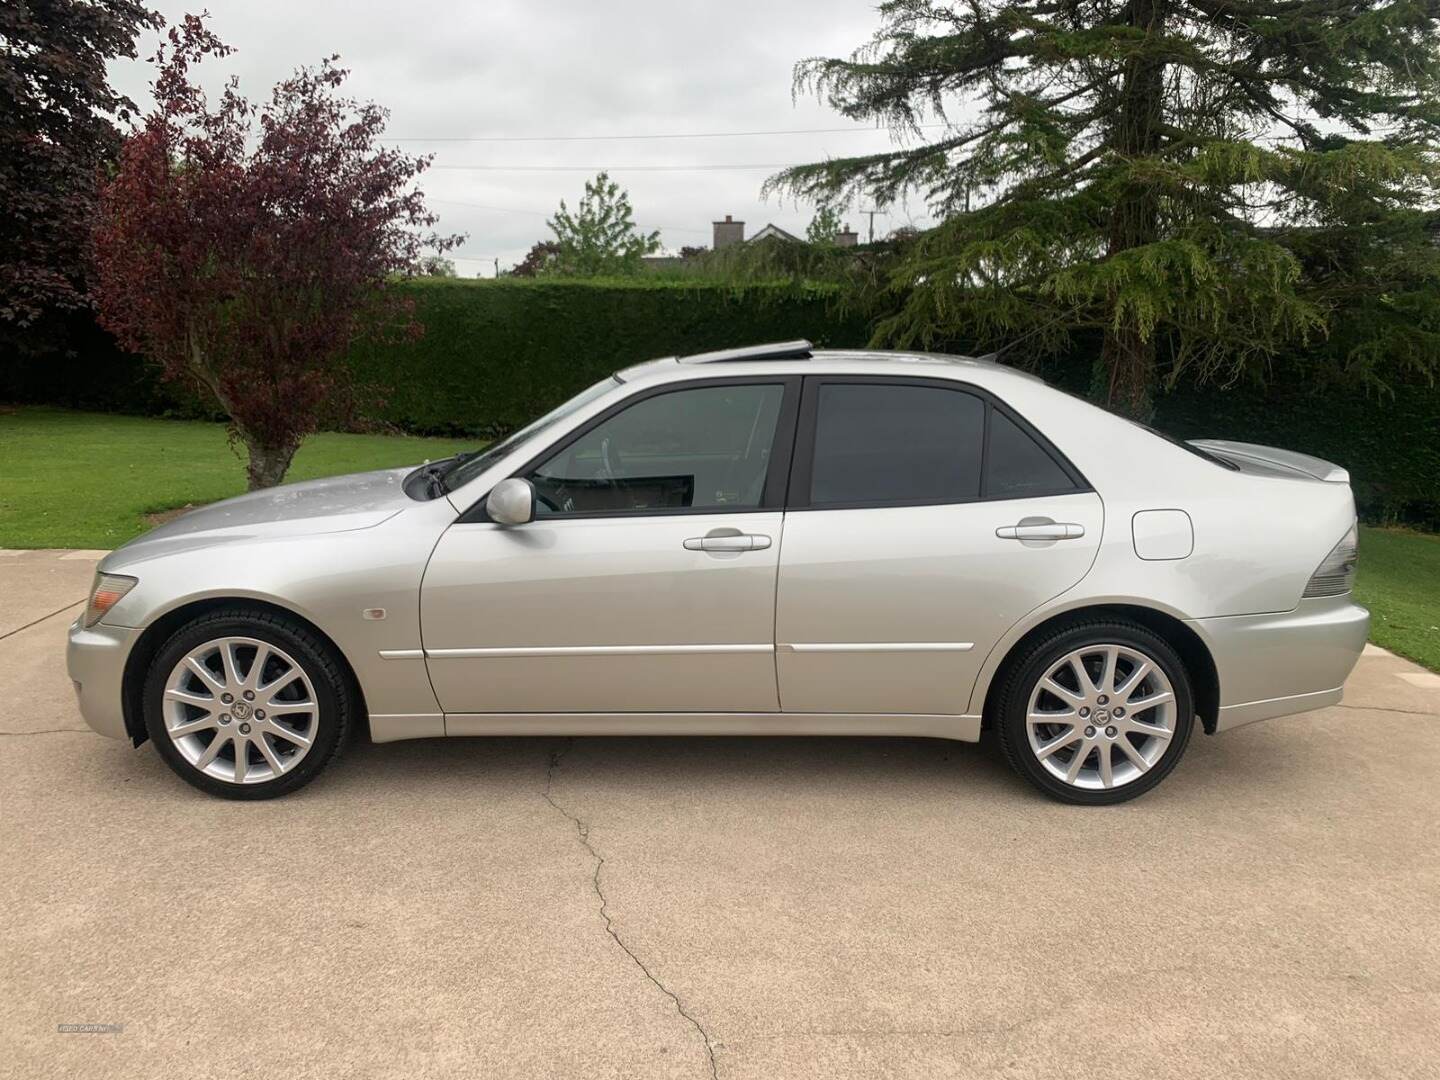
(774, 377), (1103, 715)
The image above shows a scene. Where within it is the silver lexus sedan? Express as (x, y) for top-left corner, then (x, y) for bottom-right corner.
(67, 341), (1368, 803)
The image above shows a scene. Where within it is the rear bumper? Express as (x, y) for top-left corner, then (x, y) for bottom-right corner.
(1190, 596), (1369, 733)
(66, 618), (141, 740)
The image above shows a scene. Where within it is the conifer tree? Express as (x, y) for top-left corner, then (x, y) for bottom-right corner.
(770, 1), (1440, 415)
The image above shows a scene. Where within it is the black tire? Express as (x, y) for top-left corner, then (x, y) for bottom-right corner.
(995, 619), (1194, 805)
(143, 608), (353, 799)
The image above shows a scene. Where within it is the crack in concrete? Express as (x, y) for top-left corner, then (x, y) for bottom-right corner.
(0, 599), (85, 642)
(1336, 703), (1438, 719)
(0, 728), (90, 736)
(542, 738), (720, 1080)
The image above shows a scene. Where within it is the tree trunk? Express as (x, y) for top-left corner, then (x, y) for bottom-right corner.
(1096, 0), (1169, 420)
(243, 437), (298, 491)
(1097, 322), (1156, 419)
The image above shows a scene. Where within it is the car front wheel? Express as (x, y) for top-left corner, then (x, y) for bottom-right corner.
(996, 620), (1194, 805)
(143, 609), (352, 799)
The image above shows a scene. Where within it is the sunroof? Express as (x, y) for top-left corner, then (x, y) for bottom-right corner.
(677, 340), (813, 364)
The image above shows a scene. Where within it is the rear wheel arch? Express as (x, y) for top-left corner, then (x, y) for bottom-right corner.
(121, 597), (368, 746)
(981, 603), (1220, 735)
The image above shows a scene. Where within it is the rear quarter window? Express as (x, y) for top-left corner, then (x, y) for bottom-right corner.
(985, 408), (1079, 498)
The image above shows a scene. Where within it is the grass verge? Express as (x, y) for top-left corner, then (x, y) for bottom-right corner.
(1355, 525), (1440, 672)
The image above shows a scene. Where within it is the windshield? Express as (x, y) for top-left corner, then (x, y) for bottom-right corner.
(440, 376), (622, 492)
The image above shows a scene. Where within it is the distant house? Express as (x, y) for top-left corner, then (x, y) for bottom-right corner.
(712, 215), (857, 249)
(747, 223), (802, 244)
(640, 214), (859, 270)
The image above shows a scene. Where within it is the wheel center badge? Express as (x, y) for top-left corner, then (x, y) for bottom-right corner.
(1093, 707), (1109, 724)
(231, 701), (252, 720)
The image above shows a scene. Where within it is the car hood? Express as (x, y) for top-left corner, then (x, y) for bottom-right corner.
(102, 467), (418, 570)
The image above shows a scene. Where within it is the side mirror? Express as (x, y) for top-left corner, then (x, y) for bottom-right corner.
(486, 477), (536, 526)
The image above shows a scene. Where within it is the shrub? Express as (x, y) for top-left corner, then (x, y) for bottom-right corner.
(345, 278), (869, 435)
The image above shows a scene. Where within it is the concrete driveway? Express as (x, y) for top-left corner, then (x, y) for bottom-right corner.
(2, 549), (1437, 1080)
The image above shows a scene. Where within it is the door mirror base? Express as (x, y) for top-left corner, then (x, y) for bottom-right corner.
(486, 478), (537, 526)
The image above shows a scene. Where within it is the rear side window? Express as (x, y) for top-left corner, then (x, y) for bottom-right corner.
(986, 408), (1077, 498)
(809, 383), (985, 506)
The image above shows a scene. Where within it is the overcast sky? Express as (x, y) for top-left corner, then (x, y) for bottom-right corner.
(107, 1), (938, 276)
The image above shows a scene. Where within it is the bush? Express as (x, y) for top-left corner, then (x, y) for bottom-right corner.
(1154, 369), (1440, 530)
(1036, 350), (1440, 529)
(346, 278), (869, 435)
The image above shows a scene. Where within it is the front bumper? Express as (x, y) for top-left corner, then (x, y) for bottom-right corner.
(66, 618), (142, 740)
(1190, 596), (1370, 732)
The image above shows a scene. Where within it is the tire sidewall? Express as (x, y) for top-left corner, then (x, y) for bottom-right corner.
(1001, 622), (1195, 805)
(144, 613), (348, 799)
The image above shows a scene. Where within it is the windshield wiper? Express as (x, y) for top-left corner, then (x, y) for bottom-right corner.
(417, 461), (454, 498)
(414, 449), (488, 499)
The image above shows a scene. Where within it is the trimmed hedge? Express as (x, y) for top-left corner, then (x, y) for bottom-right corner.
(1034, 352), (1440, 529)
(1154, 371), (1440, 529)
(2, 278), (1436, 527)
(347, 278), (870, 435)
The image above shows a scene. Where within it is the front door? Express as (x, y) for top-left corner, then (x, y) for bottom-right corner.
(775, 378), (1103, 715)
(422, 377), (799, 714)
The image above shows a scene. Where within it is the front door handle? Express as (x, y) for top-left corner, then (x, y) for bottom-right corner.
(683, 533), (772, 552)
(996, 522), (1085, 541)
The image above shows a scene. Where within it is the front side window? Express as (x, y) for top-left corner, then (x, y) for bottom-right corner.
(809, 383), (985, 506)
(528, 383), (785, 515)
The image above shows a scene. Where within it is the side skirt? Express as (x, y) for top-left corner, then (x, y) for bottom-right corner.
(441, 712), (983, 742)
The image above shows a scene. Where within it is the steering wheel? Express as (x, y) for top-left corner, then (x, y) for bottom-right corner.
(535, 489), (563, 513)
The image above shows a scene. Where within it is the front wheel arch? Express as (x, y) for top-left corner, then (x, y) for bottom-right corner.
(121, 597), (367, 746)
(981, 604), (1219, 736)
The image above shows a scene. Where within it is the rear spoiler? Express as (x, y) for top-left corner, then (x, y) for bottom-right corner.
(1188, 440), (1349, 483)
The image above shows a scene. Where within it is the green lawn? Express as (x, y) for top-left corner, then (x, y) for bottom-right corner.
(1355, 525), (1440, 673)
(2, 406), (1436, 672)
(0, 407), (473, 549)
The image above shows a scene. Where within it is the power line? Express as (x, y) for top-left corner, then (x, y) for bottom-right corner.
(430, 198), (548, 217)
(428, 197), (711, 236)
(391, 123), (949, 143)
(430, 163), (797, 172)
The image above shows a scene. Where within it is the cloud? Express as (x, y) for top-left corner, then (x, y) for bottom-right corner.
(107, 0), (937, 274)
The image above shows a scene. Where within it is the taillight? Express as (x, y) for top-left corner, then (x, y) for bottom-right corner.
(1302, 523), (1358, 598)
(84, 573), (138, 627)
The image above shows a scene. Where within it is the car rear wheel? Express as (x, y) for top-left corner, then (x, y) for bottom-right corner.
(143, 609), (352, 799)
(996, 620), (1194, 805)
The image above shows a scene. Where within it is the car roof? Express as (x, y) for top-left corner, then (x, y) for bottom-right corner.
(614, 341), (1047, 391)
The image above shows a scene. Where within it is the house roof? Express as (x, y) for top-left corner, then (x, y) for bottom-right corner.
(748, 223), (802, 244)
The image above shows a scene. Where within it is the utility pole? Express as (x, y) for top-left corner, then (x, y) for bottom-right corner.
(858, 206), (879, 244)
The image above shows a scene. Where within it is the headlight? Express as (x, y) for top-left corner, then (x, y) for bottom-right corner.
(1302, 522), (1358, 598)
(84, 573), (138, 627)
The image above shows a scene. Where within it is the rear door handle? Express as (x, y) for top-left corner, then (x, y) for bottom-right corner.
(996, 522), (1085, 541)
(683, 533), (772, 552)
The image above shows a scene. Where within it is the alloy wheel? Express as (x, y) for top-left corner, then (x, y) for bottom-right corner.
(161, 636), (319, 785)
(1025, 643), (1177, 791)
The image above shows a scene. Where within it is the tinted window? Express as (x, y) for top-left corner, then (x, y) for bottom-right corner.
(809, 384), (984, 506)
(530, 383), (784, 515)
(985, 409), (1076, 497)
